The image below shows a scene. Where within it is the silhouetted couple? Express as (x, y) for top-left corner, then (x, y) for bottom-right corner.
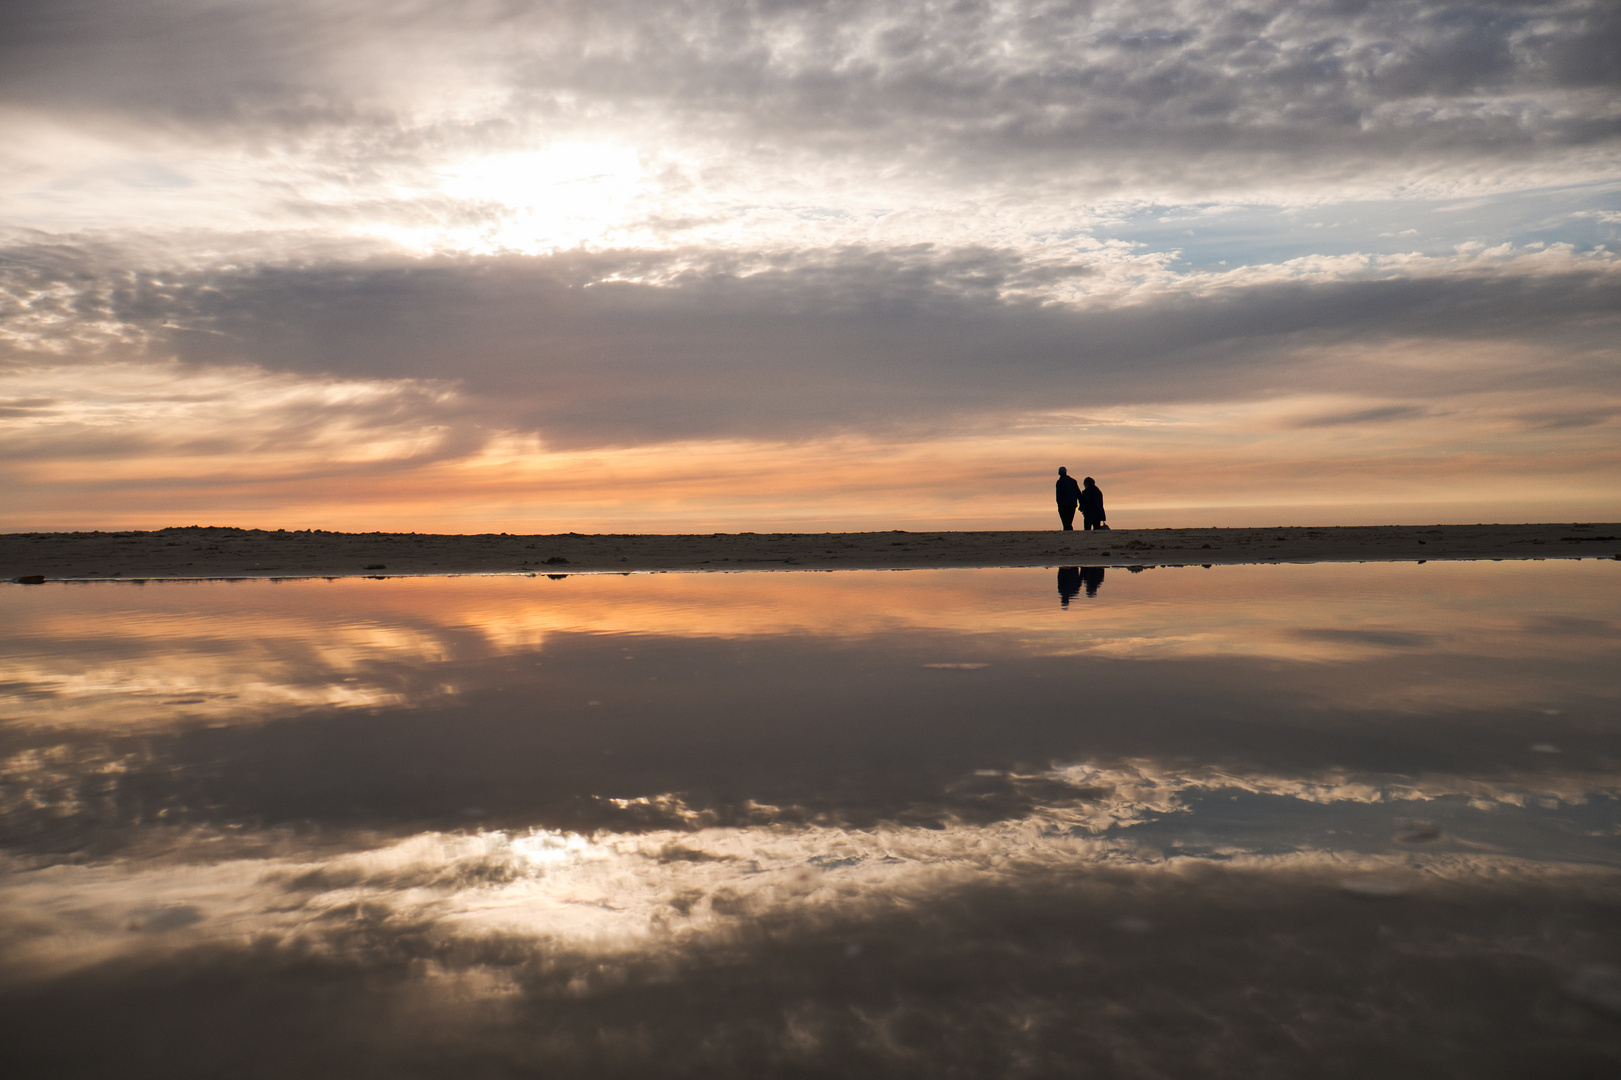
(1057, 565), (1105, 607)
(1055, 468), (1106, 531)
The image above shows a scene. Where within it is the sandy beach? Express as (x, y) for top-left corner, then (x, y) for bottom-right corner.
(4, 522), (1618, 581)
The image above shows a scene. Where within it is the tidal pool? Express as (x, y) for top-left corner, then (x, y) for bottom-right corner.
(2, 562), (1619, 1077)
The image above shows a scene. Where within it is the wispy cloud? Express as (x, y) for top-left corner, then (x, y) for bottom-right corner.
(1, 0), (1618, 526)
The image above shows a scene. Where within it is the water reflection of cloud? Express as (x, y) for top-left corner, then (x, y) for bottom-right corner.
(0, 816), (1610, 1006)
(1046, 762), (1621, 816)
(8, 846), (1615, 1078)
(0, 612), (449, 727)
(2, 563), (1616, 733)
(1291, 627), (1436, 650)
(5, 756), (1618, 984)
(6, 767), (1621, 1073)
(5, 564), (1617, 1072)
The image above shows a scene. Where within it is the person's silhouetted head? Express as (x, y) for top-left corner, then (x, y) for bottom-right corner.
(1083, 476), (1096, 487)
(1058, 467), (1068, 476)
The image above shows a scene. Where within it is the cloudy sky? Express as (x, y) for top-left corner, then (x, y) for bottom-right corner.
(2, 0), (1618, 531)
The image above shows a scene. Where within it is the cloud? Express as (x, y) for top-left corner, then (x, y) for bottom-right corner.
(6, 812), (1616, 1076)
(2, 234), (1616, 531)
(0, 1), (1617, 527)
(2, 0), (1618, 205)
(0, 359), (476, 471)
(3, 559), (1611, 724)
(1290, 404), (1434, 428)
(4, 560), (1618, 1071)
(4, 239), (1617, 448)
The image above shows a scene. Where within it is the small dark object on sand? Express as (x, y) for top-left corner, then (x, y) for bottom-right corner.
(14, 575), (45, 584)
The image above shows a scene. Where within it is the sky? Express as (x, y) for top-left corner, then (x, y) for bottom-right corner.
(1, 0), (1618, 532)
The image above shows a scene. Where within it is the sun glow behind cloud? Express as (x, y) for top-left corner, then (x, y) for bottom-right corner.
(371, 143), (649, 254)
(1, 0), (1619, 530)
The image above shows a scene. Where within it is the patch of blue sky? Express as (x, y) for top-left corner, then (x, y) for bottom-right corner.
(789, 205), (860, 222)
(46, 158), (198, 193)
(1091, 182), (1621, 272)
(1114, 788), (1621, 865)
(16, 158), (202, 230)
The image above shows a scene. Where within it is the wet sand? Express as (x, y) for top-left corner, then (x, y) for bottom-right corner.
(4, 522), (1619, 581)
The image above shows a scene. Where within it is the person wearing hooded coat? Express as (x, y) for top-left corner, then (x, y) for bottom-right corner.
(1079, 476), (1107, 530)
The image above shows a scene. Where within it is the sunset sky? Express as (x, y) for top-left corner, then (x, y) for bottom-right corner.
(2, 0), (1618, 532)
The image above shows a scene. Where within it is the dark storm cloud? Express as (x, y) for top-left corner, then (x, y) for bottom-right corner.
(5, 240), (1618, 448)
(2, 0), (1618, 187)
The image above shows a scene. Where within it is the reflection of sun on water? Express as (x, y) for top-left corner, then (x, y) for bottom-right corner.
(7, 769), (1616, 981)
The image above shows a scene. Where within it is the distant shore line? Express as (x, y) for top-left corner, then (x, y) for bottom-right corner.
(4, 523), (1618, 583)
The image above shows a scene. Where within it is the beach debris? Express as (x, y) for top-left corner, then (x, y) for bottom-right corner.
(13, 574), (45, 584)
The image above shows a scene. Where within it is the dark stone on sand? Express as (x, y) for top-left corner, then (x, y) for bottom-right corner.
(14, 575), (45, 584)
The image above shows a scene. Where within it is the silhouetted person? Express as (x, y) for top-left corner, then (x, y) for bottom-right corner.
(1079, 476), (1106, 530)
(1057, 566), (1081, 607)
(1055, 467), (1081, 530)
(1081, 565), (1105, 597)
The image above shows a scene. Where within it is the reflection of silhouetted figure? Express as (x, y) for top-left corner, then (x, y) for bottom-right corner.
(1055, 467), (1081, 530)
(1057, 566), (1081, 607)
(1079, 476), (1106, 530)
(1058, 565), (1105, 606)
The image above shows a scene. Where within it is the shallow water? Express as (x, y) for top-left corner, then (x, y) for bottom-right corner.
(2, 562), (1619, 1078)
